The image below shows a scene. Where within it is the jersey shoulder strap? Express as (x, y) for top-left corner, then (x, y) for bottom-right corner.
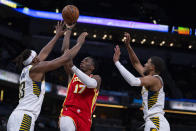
(153, 75), (164, 88)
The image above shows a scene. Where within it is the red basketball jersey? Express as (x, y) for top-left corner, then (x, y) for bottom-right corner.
(61, 74), (99, 117)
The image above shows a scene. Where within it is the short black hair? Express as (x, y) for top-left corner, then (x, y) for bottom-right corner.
(150, 56), (166, 75)
(14, 49), (31, 69)
(88, 57), (96, 68)
(88, 56), (98, 73)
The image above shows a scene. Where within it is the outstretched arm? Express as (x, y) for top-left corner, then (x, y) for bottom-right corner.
(62, 31), (88, 83)
(30, 50), (72, 81)
(124, 32), (144, 76)
(113, 45), (160, 91)
(37, 21), (65, 61)
(113, 45), (141, 86)
(32, 33), (88, 73)
(67, 32), (88, 61)
(30, 33), (88, 81)
(61, 24), (75, 52)
(32, 51), (72, 73)
(71, 65), (101, 89)
(61, 29), (73, 82)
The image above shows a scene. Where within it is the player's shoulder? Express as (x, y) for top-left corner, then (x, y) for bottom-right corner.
(92, 74), (101, 80)
(21, 65), (32, 74)
(142, 75), (159, 85)
(152, 75), (162, 82)
(144, 75), (158, 80)
(142, 75), (153, 80)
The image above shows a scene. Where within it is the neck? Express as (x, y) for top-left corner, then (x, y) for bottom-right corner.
(84, 70), (92, 76)
(149, 71), (157, 76)
(31, 62), (39, 66)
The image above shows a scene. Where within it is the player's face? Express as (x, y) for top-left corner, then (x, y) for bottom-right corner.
(32, 56), (40, 65)
(143, 58), (154, 75)
(80, 57), (94, 72)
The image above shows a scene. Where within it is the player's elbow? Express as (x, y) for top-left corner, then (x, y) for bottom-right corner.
(128, 77), (141, 87)
(86, 79), (97, 88)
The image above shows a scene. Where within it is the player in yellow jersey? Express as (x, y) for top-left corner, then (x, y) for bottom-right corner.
(7, 21), (87, 131)
(113, 32), (170, 131)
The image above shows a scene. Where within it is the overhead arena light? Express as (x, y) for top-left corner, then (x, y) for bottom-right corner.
(161, 41), (165, 44)
(93, 34), (97, 38)
(141, 38), (146, 44)
(151, 41), (155, 45)
(55, 8), (59, 13)
(188, 45), (192, 49)
(109, 35), (112, 39)
(73, 32), (77, 36)
(170, 43), (174, 47)
(131, 38), (136, 43)
(5, 6), (169, 32)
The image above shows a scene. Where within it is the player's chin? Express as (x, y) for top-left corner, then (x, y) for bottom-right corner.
(81, 66), (87, 72)
(143, 70), (149, 76)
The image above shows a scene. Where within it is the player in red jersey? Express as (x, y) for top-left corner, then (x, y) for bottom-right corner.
(59, 25), (101, 131)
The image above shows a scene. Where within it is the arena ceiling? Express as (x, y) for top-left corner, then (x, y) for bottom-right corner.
(12, 0), (195, 27)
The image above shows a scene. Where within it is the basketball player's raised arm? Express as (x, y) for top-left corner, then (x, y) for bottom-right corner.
(68, 32), (88, 61)
(113, 45), (153, 89)
(37, 21), (65, 62)
(62, 31), (88, 79)
(31, 34), (87, 74)
(113, 45), (141, 87)
(61, 24), (76, 52)
(31, 50), (72, 74)
(61, 24), (74, 81)
(113, 45), (160, 91)
(124, 32), (145, 76)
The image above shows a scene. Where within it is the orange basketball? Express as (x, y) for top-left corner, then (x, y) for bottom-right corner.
(62, 5), (79, 25)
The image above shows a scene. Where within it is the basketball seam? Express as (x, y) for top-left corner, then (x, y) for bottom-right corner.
(73, 7), (76, 23)
(68, 5), (75, 24)
(73, 7), (78, 23)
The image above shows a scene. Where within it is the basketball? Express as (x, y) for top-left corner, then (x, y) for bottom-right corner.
(62, 5), (79, 25)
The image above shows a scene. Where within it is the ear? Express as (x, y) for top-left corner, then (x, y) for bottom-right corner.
(31, 58), (36, 64)
(90, 65), (95, 71)
(150, 64), (155, 71)
(32, 57), (39, 64)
